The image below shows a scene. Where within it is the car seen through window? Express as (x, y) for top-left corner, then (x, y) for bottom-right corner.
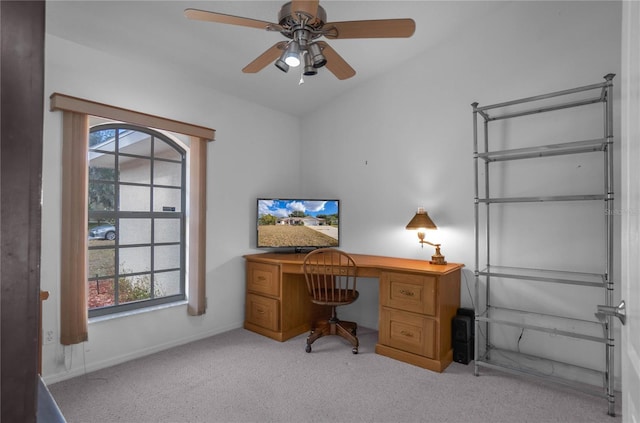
(89, 224), (116, 241)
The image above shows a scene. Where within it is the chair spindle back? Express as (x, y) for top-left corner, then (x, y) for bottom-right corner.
(303, 248), (357, 304)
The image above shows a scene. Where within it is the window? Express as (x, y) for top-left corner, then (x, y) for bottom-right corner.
(51, 93), (213, 344)
(87, 124), (186, 316)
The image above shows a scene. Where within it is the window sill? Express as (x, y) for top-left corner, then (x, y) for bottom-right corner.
(89, 300), (188, 324)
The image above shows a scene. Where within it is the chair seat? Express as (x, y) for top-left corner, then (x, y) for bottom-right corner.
(310, 289), (359, 306)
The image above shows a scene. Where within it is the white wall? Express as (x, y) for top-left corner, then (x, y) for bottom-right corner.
(41, 35), (302, 383)
(300, 1), (622, 383)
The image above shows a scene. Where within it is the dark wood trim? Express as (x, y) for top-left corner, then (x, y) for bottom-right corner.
(1, 2), (45, 422)
(59, 112), (89, 345)
(188, 137), (208, 315)
(50, 93), (216, 141)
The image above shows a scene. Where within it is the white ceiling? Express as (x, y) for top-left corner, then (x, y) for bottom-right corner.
(45, 1), (502, 116)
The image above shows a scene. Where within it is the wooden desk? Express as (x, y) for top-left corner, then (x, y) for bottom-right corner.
(243, 253), (463, 372)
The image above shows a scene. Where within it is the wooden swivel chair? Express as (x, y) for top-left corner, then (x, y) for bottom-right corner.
(303, 248), (359, 354)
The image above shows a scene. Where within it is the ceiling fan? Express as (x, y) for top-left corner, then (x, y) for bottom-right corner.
(184, 1), (415, 80)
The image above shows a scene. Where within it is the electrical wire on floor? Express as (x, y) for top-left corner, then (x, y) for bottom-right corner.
(517, 328), (525, 353)
(462, 269), (487, 342)
(462, 269), (475, 311)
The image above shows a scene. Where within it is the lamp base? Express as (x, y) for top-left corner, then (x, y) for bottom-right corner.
(430, 245), (447, 265)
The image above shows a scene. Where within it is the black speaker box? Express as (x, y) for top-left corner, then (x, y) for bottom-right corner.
(456, 307), (475, 338)
(453, 340), (473, 365)
(452, 312), (475, 365)
(452, 315), (472, 343)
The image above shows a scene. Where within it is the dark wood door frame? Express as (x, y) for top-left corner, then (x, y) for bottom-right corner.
(1, 2), (45, 422)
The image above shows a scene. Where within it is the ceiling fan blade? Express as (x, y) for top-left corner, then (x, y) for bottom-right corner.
(291, 0), (319, 19)
(242, 42), (288, 73)
(184, 8), (280, 31)
(317, 42), (355, 80)
(324, 18), (416, 39)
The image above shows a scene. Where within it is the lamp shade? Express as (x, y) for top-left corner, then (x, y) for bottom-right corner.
(406, 207), (437, 230)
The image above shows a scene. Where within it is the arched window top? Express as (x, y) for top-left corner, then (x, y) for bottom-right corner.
(89, 123), (186, 159)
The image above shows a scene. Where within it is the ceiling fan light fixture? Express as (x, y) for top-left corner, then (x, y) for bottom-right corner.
(185, 3), (417, 81)
(275, 59), (289, 72)
(284, 41), (301, 67)
(275, 56), (289, 73)
(303, 52), (317, 76)
(308, 42), (326, 68)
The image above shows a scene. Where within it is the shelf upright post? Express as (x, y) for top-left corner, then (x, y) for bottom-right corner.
(483, 108), (492, 365)
(471, 102), (480, 376)
(603, 73), (616, 417)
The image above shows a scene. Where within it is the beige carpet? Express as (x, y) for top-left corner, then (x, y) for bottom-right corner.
(49, 327), (622, 423)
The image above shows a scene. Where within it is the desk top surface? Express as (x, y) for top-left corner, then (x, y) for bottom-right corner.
(244, 252), (464, 276)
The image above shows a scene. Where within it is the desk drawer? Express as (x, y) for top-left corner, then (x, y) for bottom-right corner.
(246, 293), (279, 331)
(247, 262), (280, 297)
(380, 271), (436, 315)
(379, 307), (436, 358)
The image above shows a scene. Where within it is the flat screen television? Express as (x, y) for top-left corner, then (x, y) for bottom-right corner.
(257, 198), (340, 251)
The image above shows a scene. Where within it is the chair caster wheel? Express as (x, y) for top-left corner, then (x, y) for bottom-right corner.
(352, 347), (358, 354)
(305, 344), (312, 353)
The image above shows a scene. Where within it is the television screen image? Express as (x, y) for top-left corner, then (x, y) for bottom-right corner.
(257, 199), (340, 250)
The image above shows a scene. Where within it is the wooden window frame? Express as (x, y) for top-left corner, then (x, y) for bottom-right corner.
(50, 93), (215, 345)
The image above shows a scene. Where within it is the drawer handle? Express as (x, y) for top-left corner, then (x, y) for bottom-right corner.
(256, 307), (265, 314)
(257, 276), (266, 281)
(399, 289), (415, 297)
(400, 330), (414, 338)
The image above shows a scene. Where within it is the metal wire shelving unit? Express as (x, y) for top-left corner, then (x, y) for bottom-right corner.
(472, 74), (616, 416)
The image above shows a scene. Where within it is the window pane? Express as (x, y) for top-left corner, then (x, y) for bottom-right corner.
(155, 138), (182, 161)
(89, 129), (116, 150)
(155, 219), (180, 243)
(120, 185), (150, 211)
(155, 271), (181, 297)
(89, 152), (116, 180)
(88, 278), (115, 309)
(154, 160), (182, 187)
(88, 248), (116, 278)
(119, 246), (151, 274)
(88, 182), (115, 212)
(88, 247), (115, 278)
(120, 156), (150, 184)
(88, 223), (116, 241)
(118, 273), (152, 304)
(154, 187), (181, 212)
(120, 218), (151, 245)
(119, 130), (151, 156)
(89, 153), (116, 211)
(155, 245), (181, 271)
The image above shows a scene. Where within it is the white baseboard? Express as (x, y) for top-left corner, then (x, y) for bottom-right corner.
(43, 321), (243, 385)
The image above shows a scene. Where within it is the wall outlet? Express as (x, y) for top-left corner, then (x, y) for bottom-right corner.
(44, 330), (55, 344)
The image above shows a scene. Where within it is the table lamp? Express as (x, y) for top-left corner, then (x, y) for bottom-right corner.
(406, 207), (447, 265)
